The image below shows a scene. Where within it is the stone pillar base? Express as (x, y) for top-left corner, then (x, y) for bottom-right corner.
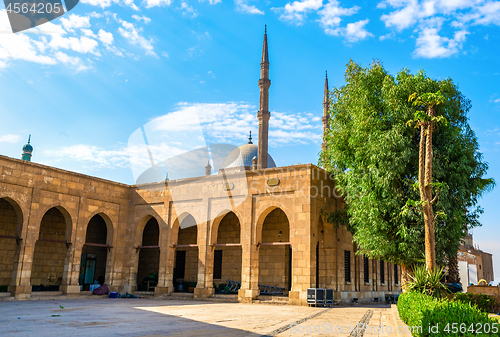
(193, 287), (214, 300)
(10, 286), (31, 300)
(238, 289), (260, 303)
(288, 290), (307, 306)
(154, 286), (173, 296)
(121, 285), (134, 293)
(61, 285), (81, 295)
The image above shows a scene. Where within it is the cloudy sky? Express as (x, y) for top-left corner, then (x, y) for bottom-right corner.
(0, 0), (499, 281)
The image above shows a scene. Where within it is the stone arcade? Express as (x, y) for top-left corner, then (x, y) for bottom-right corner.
(0, 29), (401, 305)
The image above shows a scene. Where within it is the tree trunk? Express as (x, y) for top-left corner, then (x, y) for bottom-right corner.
(422, 106), (436, 273)
(401, 263), (414, 293)
(447, 255), (460, 284)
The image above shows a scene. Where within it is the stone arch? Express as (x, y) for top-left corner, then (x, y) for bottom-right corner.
(34, 204), (74, 242)
(209, 209), (243, 246)
(31, 206), (73, 291)
(82, 211), (115, 246)
(254, 203), (293, 245)
(134, 212), (163, 248)
(0, 197), (24, 292)
(79, 214), (112, 290)
(257, 206), (292, 294)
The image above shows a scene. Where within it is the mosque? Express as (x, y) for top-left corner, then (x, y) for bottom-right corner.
(0, 29), (402, 305)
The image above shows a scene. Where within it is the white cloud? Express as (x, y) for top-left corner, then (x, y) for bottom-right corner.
(318, 0), (359, 28)
(54, 52), (90, 72)
(340, 19), (374, 42)
(42, 144), (131, 169)
(80, 0), (114, 8)
(0, 134), (21, 143)
(60, 14), (91, 31)
(235, 0), (264, 14)
(494, 99), (500, 103)
(49, 35), (99, 54)
(180, 2), (198, 17)
(98, 29), (114, 44)
(42, 102), (322, 172)
(377, 0), (495, 58)
(132, 15), (152, 24)
(280, 0), (323, 24)
(414, 18), (468, 58)
(143, 0), (172, 8)
(118, 20), (156, 56)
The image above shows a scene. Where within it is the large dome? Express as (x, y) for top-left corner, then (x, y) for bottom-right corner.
(221, 143), (276, 169)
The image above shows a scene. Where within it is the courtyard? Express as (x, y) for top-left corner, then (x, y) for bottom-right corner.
(0, 298), (403, 337)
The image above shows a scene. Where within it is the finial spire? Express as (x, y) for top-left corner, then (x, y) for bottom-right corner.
(261, 26), (269, 64)
(248, 131), (253, 144)
(28, 134), (31, 144)
(323, 71), (329, 104)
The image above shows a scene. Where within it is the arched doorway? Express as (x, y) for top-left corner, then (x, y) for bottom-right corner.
(213, 212), (242, 293)
(79, 214), (110, 291)
(174, 214), (198, 293)
(31, 207), (71, 292)
(258, 208), (291, 295)
(136, 217), (160, 291)
(0, 198), (22, 293)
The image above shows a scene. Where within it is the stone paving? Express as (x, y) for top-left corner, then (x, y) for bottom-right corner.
(0, 298), (403, 337)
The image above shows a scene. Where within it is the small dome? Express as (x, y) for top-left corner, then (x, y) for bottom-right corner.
(23, 143), (33, 153)
(221, 143), (276, 169)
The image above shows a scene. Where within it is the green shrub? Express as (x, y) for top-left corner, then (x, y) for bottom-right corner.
(451, 293), (500, 314)
(398, 292), (499, 336)
(405, 265), (450, 298)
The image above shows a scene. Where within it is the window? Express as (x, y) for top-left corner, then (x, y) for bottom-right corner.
(380, 260), (385, 284)
(213, 250), (223, 279)
(344, 250), (351, 283)
(175, 250), (186, 279)
(363, 256), (369, 283)
(394, 264), (398, 284)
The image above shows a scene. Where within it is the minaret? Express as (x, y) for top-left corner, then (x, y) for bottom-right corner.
(205, 160), (211, 176)
(21, 135), (33, 162)
(257, 25), (270, 169)
(322, 71), (330, 163)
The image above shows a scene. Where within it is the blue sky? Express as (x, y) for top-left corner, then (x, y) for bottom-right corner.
(0, 0), (499, 282)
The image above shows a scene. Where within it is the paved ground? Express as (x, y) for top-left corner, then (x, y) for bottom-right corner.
(0, 298), (402, 337)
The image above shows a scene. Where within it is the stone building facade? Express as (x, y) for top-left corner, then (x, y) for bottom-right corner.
(0, 29), (402, 305)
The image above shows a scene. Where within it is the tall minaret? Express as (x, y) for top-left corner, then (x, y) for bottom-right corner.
(322, 71), (330, 160)
(257, 25), (270, 169)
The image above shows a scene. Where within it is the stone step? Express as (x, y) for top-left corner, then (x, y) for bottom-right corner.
(254, 295), (289, 305)
(31, 291), (63, 296)
(132, 291), (155, 298)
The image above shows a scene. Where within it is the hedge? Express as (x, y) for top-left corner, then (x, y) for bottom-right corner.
(451, 293), (500, 314)
(397, 292), (499, 336)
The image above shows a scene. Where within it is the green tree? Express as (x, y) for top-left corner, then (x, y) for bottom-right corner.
(321, 60), (494, 287)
